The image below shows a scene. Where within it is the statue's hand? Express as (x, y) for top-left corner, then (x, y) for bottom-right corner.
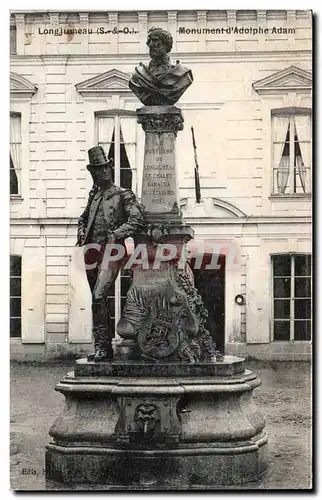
(76, 238), (84, 247)
(107, 232), (116, 244)
(76, 228), (85, 247)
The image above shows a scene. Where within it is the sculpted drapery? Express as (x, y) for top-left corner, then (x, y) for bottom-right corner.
(129, 61), (193, 106)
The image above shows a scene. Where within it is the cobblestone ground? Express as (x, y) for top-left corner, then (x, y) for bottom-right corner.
(10, 360), (312, 491)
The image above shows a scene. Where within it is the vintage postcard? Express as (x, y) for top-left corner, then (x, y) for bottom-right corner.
(10, 9), (312, 491)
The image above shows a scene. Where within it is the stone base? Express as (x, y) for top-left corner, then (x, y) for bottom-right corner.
(46, 356), (268, 488)
(74, 355), (245, 377)
(46, 434), (267, 488)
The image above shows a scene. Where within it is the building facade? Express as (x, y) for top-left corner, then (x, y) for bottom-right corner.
(10, 10), (312, 360)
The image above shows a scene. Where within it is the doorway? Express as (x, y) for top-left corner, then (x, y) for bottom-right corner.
(190, 254), (226, 354)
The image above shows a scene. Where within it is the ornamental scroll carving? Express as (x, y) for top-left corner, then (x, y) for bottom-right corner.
(137, 107), (184, 135)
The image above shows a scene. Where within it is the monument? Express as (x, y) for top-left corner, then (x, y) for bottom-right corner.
(46, 27), (268, 489)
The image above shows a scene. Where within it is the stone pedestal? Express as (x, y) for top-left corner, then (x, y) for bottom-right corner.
(138, 105), (183, 222)
(115, 105), (214, 363)
(46, 356), (268, 488)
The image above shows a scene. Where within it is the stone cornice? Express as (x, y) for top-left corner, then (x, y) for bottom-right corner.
(10, 71), (38, 98)
(10, 9), (308, 15)
(10, 216), (312, 226)
(10, 50), (312, 66)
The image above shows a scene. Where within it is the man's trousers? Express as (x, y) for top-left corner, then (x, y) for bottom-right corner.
(86, 255), (122, 353)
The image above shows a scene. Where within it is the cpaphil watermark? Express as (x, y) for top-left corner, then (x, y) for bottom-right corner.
(79, 240), (240, 273)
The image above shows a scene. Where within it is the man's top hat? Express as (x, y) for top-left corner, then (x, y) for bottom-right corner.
(87, 146), (113, 170)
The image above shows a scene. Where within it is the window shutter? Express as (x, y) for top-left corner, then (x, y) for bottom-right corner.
(136, 122), (145, 199)
(21, 247), (46, 343)
(246, 248), (270, 344)
(68, 247), (92, 343)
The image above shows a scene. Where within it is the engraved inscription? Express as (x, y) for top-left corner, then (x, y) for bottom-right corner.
(141, 134), (178, 212)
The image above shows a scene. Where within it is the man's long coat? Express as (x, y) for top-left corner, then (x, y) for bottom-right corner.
(77, 184), (145, 246)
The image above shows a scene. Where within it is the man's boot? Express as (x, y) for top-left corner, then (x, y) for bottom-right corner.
(88, 298), (114, 362)
(93, 325), (113, 362)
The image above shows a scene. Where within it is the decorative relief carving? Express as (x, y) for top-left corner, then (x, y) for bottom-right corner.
(79, 13), (89, 26)
(117, 269), (200, 363)
(257, 10), (267, 24)
(167, 11), (177, 24)
(108, 12), (118, 23)
(197, 11), (207, 24)
(137, 109), (184, 135)
(171, 201), (180, 214)
(227, 10), (237, 25)
(114, 397), (182, 445)
(138, 313), (179, 360)
(14, 14), (25, 27)
(287, 10), (296, 21)
(49, 13), (59, 27)
(134, 403), (161, 438)
(148, 224), (169, 245)
(175, 268), (218, 362)
(117, 262), (218, 363)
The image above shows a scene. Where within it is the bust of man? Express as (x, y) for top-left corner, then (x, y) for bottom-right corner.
(129, 27), (193, 106)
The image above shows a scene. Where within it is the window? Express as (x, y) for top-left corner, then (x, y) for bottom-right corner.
(10, 255), (21, 338)
(96, 113), (137, 193)
(10, 18), (16, 55)
(272, 254), (311, 341)
(96, 112), (137, 336)
(272, 110), (311, 195)
(105, 129), (133, 190)
(10, 112), (22, 195)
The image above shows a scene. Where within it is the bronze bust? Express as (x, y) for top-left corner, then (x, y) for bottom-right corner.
(129, 27), (193, 106)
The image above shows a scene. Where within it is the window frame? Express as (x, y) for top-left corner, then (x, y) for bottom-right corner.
(10, 111), (22, 196)
(10, 99), (33, 215)
(271, 252), (311, 342)
(271, 107), (312, 197)
(95, 109), (137, 192)
(10, 254), (22, 338)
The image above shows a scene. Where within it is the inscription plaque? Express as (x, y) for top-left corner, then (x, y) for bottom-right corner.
(141, 132), (179, 213)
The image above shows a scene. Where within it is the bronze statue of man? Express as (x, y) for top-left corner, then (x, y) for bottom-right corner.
(129, 27), (193, 106)
(76, 146), (145, 361)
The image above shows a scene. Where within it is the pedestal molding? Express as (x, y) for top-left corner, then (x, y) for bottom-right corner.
(46, 358), (268, 487)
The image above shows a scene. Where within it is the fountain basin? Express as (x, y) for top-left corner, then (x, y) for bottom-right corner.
(46, 356), (267, 488)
